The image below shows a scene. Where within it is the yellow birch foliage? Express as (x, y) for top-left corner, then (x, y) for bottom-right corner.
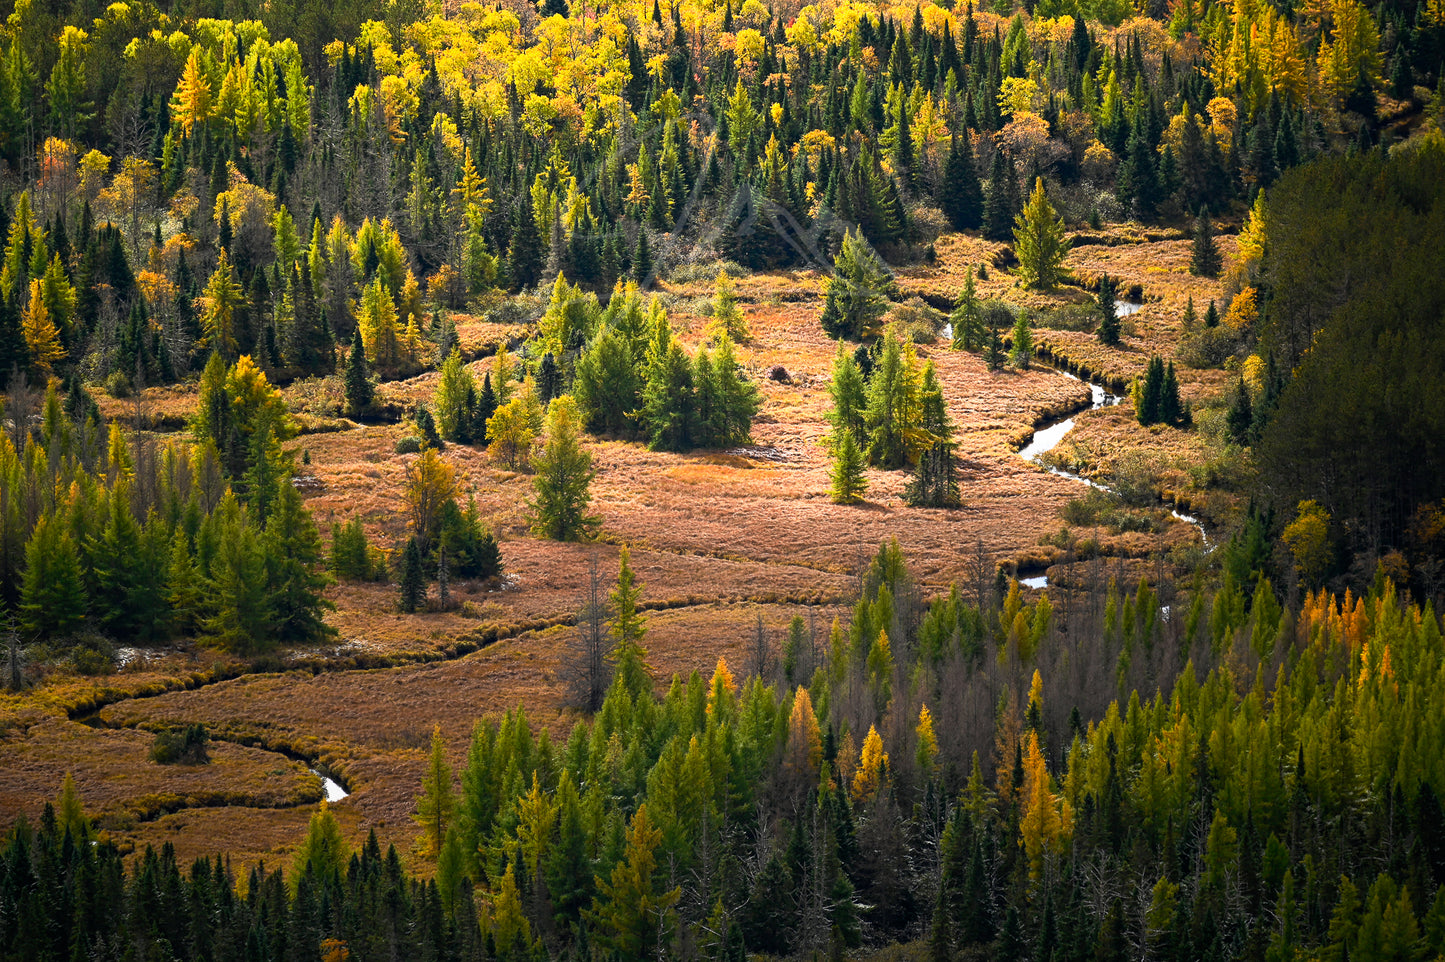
(1283, 500), (1334, 588)
(486, 397), (536, 470)
(1223, 287), (1259, 332)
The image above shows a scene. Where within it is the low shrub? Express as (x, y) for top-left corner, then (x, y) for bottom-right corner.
(150, 724), (210, 765)
(105, 371), (132, 399)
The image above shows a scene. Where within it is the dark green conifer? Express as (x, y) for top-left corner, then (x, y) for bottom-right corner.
(1191, 208), (1222, 277)
(939, 135), (983, 231)
(508, 193), (544, 292)
(1097, 273), (1120, 346)
(632, 229), (653, 287)
(982, 150), (1014, 241)
(399, 536), (426, 613)
(345, 333), (373, 418)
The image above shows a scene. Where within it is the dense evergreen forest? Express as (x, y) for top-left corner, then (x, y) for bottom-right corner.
(7, 544), (1445, 962)
(1, 0), (1445, 954)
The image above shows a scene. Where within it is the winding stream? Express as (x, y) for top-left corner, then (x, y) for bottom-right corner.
(1015, 345), (1211, 587)
(310, 769), (350, 802)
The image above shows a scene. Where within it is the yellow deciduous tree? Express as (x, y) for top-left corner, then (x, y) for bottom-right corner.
(99, 157), (156, 255)
(1018, 730), (1071, 883)
(1283, 500), (1334, 589)
(515, 772), (557, 883)
(915, 704), (939, 780)
(21, 279), (65, 371)
(585, 804), (680, 960)
(489, 863), (532, 953)
(358, 276), (400, 368)
(173, 50), (213, 138)
(783, 686), (823, 789)
(199, 251), (243, 360)
(404, 447), (458, 555)
(1316, 0), (1382, 105)
(1223, 287), (1259, 332)
(851, 724), (889, 803)
(486, 396), (536, 470)
(707, 657), (737, 719)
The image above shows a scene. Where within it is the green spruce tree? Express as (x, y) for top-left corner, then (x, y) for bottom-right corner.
(345, 332), (374, 417)
(950, 268), (985, 350)
(399, 535), (426, 613)
(939, 135), (984, 231)
(608, 546), (652, 699)
(1014, 177), (1068, 290)
(1191, 208), (1222, 277)
(819, 229), (894, 341)
(528, 396), (600, 542)
(829, 428), (869, 505)
(1009, 309), (1034, 369)
(632, 229), (653, 287)
(263, 480), (336, 643)
(1097, 273), (1120, 346)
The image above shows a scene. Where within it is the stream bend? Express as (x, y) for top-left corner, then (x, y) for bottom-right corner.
(1016, 366), (1211, 587)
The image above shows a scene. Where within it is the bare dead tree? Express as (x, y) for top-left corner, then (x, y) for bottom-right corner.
(807, 606), (819, 678)
(7, 617), (22, 692)
(967, 537), (991, 614)
(437, 545), (451, 610)
(562, 552), (611, 712)
(750, 612), (773, 682)
(5, 366), (38, 452)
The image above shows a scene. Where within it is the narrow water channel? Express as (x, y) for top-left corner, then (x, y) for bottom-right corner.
(1015, 356), (1211, 587)
(310, 770), (349, 802)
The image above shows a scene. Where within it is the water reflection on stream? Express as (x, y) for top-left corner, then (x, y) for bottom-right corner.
(1016, 357), (1211, 590)
(310, 770), (349, 802)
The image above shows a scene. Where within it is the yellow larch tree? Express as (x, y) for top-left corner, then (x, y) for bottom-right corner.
(358, 276), (400, 368)
(707, 657), (737, 719)
(22, 279), (65, 371)
(488, 863), (532, 954)
(173, 50), (213, 138)
(1316, 0), (1383, 105)
(515, 772), (558, 883)
(915, 704), (939, 780)
(404, 447), (458, 554)
(783, 686), (823, 787)
(851, 723), (889, 803)
(412, 725), (454, 858)
(1019, 730), (1072, 883)
(199, 250), (243, 360)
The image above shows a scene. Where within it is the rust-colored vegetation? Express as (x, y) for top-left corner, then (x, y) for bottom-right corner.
(1, 226), (1243, 866)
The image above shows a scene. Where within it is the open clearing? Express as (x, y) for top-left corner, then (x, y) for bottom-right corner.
(4, 227), (1240, 868)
